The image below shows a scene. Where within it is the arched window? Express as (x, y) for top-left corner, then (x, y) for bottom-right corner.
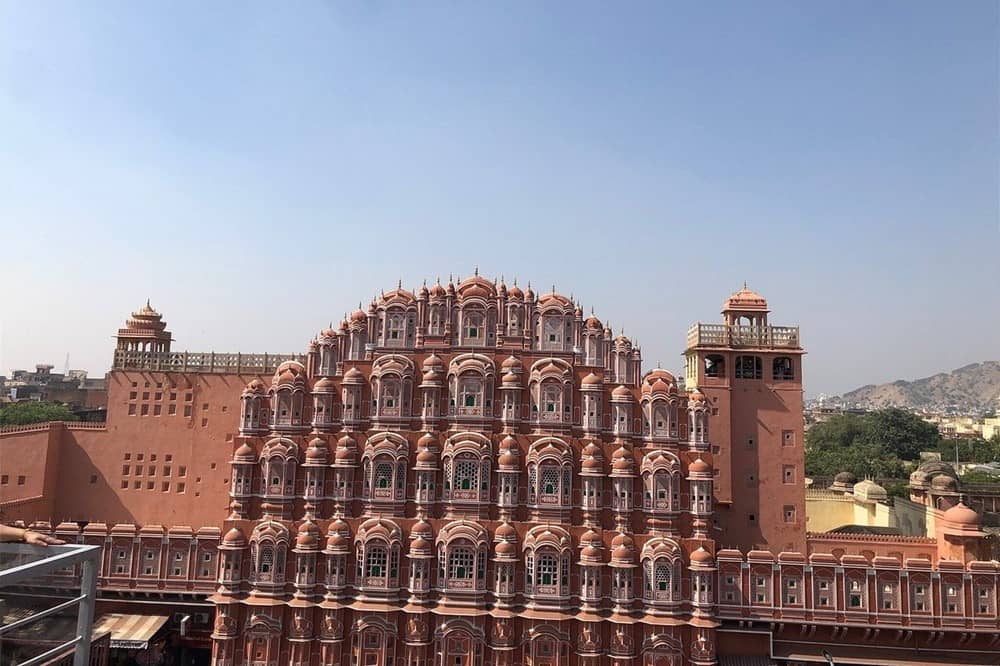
(773, 356), (794, 380)
(507, 305), (522, 335)
(386, 313), (406, 345)
(524, 526), (572, 599)
(464, 310), (484, 344)
(428, 305), (445, 336)
(644, 471), (676, 512)
(437, 524), (489, 593)
(643, 557), (675, 601)
(319, 344), (337, 375)
(734, 355), (762, 380)
(379, 377), (401, 415)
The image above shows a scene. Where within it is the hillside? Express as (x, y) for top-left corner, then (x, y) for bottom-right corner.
(835, 361), (1000, 412)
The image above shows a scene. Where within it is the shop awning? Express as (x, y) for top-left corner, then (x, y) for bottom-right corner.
(93, 613), (169, 650)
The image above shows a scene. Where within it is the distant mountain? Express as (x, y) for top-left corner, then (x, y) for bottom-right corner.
(832, 362), (1000, 413)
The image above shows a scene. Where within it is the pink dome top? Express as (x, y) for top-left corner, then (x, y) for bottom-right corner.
(943, 503), (980, 526)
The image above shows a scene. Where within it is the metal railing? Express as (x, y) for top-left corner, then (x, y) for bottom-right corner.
(0, 543), (101, 666)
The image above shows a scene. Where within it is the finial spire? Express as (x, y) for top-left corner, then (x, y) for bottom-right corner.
(146, 297), (151, 308)
(743, 280), (747, 289)
(398, 278), (402, 289)
(474, 265), (479, 276)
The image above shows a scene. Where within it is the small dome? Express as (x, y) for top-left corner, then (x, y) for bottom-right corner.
(313, 377), (336, 392)
(508, 283), (524, 299)
(422, 354), (444, 371)
(689, 458), (711, 475)
(350, 309), (367, 322)
(416, 447), (438, 464)
(585, 315), (602, 330)
(495, 522), (517, 540)
(611, 446), (632, 470)
(649, 379), (670, 394)
(326, 533), (348, 551)
(417, 432), (438, 448)
(723, 284), (769, 311)
(422, 369), (443, 384)
(690, 547), (714, 564)
(538, 291), (572, 308)
(853, 479), (887, 502)
(611, 385), (633, 400)
(931, 475), (960, 492)
(410, 537), (432, 554)
(495, 541), (517, 556)
(501, 355), (522, 370)
(612, 545), (634, 562)
(610, 531), (634, 549)
(943, 503), (980, 526)
(296, 522), (320, 548)
(343, 367), (365, 384)
(222, 527), (245, 546)
(429, 281), (447, 298)
(834, 471), (857, 484)
(411, 519), (433, 540)
(502, 371), (521, 387)
(688, 390), (706, 404)
(582, 372), (603, 386)
(234, 442), (255, 460)
(581, 545), (602, 560)
(306, 438), (328, 462)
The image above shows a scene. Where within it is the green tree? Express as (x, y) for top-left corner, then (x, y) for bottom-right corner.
(0, 401), (78, 426)
(805, 408), (938, 479)
(857, 408), (940, 461)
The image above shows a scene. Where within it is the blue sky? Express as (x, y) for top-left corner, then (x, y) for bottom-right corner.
(1, 1), (997, 396)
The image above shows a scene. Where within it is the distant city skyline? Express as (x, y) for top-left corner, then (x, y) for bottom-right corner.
(2, 1), (997, 396)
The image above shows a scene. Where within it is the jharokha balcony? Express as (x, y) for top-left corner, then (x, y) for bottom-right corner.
(686, 323), (801, 350)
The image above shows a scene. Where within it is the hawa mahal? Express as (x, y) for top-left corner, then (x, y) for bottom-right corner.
(1, 274), (997, 666)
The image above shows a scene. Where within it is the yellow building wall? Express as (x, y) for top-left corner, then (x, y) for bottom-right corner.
(806, 491), (896, 533)
(805, 492), (856, 532)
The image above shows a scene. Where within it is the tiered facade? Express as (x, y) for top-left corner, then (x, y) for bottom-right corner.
(213, 275), (717, 666)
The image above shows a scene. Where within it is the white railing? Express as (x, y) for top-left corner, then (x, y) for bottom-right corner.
(686, 324), (801, 349)
(112, 350), (306, 373)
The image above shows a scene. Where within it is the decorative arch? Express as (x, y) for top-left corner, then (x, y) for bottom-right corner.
(448, 354), (496, 417)
(528, 358), (574, 424)
(640, 538), (682, 603)
(526, 438), (573, 509)
(354, 518), (403, 591)
(523, 525), (572, 599)
(371, 354), (415, 419)
(641, 451), (681, 513)
(361, 433), (408, 502)
(260, 438), (298, 498)
(442, 432), (492, 503)
(436, 520), (489, 592)
(249, 520), (290, 585)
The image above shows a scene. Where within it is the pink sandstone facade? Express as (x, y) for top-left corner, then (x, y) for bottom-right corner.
(1, 277), (997, 666)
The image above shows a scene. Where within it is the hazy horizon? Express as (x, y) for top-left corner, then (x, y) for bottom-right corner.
(2, 2), (997, 397)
